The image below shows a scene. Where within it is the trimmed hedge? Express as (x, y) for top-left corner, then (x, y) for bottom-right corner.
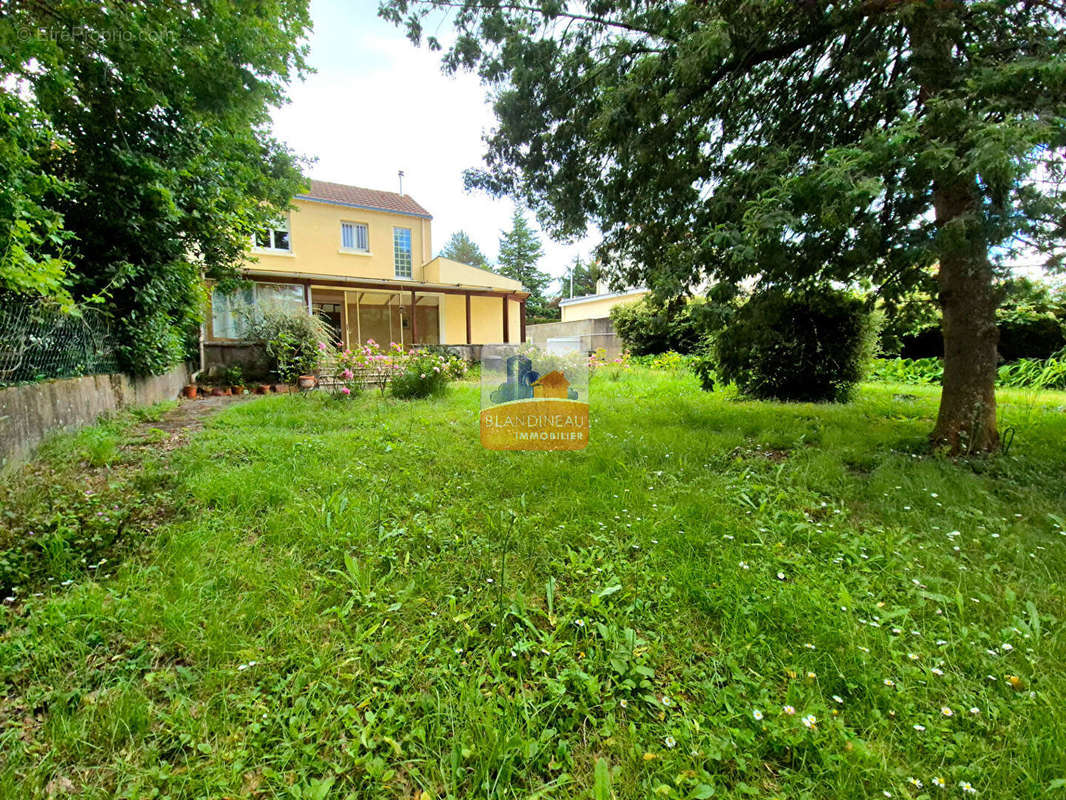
(714, 287), (878, 403)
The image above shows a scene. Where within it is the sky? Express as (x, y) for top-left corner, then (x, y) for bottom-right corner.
(270, 0), (595, 292)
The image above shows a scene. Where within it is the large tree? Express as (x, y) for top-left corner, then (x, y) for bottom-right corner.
(440, 229), (491, 268)
(564, 255), (601, 298)
(498, 208), (551, 316)
(384, 0), (1066, 453)
(1, 0), (310, 374)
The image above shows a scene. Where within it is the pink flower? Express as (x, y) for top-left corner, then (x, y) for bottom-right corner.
(317, 342), (327, 351)
(340, 386), (351, 395)
(420, 373), (426, 379)
(342, 368), (353, 379)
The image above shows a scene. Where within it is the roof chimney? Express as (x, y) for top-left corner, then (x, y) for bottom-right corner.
(398, 169), (405, 196)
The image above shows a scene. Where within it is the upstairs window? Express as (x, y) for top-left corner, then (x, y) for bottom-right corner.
(341, 221), (369, 252)
(253, 217), (290, 252)
(393, 227), (413, 278)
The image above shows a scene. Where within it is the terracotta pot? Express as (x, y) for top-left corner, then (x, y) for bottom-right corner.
(255, 384), (269, 395)
(182, 385), (197, 400)
(210, 387), (225, 397)
(298, 375), (317, 390)
(274, 384), (290, 394)
(231, 385), (245, 395)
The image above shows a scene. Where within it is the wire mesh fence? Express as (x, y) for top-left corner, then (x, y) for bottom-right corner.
(0, 302), (118, 387)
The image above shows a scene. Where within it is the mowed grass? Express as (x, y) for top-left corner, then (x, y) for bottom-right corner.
(2, 369), (1065, 799)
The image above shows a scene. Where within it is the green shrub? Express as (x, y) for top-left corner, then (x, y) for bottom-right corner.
(242, 307), (331, 384)
(611, 298), (711, 355)
(390, 349), (452, 399)
(867, 356), (944, 385)
(714, 287), (878, 403)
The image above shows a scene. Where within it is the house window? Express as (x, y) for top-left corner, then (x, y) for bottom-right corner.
(341, 222), (369, 252)
(393, 227), (412, 278)
(253, 217), (291, 252)
(210, 282), (306, 339)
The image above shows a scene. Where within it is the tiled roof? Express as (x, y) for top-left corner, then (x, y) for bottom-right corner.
(296, 179), (432, 219)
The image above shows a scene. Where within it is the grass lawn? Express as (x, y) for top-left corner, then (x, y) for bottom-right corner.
(2, 369), (1065, 799)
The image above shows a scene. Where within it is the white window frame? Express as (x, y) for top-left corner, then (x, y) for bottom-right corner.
(393, 226), (413, 279)
(340, 221), (370, 254)
(252, 215), (292, 254)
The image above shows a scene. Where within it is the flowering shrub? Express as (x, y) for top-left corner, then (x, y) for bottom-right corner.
(331, 339), (406, 395)
(390, 348), (452, 399)
(588, 348), (631, 380)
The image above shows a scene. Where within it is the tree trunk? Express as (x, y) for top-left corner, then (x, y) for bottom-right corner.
(908, 7), (1001, 455)
(929, 180), (1000, 454)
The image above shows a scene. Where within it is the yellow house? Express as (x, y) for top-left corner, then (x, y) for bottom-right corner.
(558, 280), (650, 322)
(206, 180), (528, 355)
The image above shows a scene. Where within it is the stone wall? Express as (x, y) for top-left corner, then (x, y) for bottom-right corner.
(0, 365), (190, 469)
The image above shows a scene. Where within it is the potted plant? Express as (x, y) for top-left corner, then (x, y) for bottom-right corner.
(182, 384), (197, 399)
(225, 365), (245, 395)
(298, 374), (317, 390)
(254, 384), (270, 395)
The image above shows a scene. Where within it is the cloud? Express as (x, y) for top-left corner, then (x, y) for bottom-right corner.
(271, 0), (596, 291)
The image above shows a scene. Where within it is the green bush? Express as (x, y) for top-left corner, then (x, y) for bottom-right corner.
(610, 298), (709, 355)
(867, 356), (944, 385)
(390, 349), (452, 399)
(243, 308), (331, 384)
(714, 287), (878, 402)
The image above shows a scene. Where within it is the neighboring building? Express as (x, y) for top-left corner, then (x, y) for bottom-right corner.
(206, 180), (528, 364)
(558, 280), (649, 322)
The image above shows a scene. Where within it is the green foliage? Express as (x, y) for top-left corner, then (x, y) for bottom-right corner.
(610, 298), (715, 356)
(885, 279), (1066, 361)
(440, 230), (490, 269)
(0, 0), (312, 375)
(690, 346), (717, 392)
(498, 208), (551, 317)
(868, 357), (944, 386)
(0, 92), (74, 305)
(564, 255), (600, 298)
(870, 351), (1066, 392)
(997, 350), (1066, 391)
(244, 308), (330, 385)
(4, 374), (1066, 797)
(389, 349), (452, 399)
(714, 288), (878, 403)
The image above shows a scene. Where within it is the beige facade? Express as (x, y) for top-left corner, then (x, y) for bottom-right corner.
(559, 288), (650, 322)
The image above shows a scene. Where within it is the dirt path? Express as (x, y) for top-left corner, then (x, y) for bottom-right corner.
(124, 395), (252, 452)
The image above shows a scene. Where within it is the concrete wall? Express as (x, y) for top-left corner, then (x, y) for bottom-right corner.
(0, 365), (189, 469)
(526, 317), (623, 358)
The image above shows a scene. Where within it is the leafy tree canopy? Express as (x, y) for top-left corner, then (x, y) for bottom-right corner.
(440, 229), (491, 268)
(1, 0), (311, 373)
(384, 0), (1066, 452)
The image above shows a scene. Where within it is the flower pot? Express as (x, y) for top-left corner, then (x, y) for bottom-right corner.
(210, 387), (225, 397)
(274, 384), (290, 394)
(255, 384), (269, 395)
(231, 385), (245, 395)
(298, 375), (317, 390)
(182, 385), (197, 400)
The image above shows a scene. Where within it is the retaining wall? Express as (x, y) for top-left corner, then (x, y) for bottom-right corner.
(0, 365), (189, 469)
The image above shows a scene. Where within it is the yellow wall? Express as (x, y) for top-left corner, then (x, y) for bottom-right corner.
(561, 291), (649, 322)
(440, 294), (522, 344)
(247, 198), (432, 282)
(423, 257), (524, 292)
